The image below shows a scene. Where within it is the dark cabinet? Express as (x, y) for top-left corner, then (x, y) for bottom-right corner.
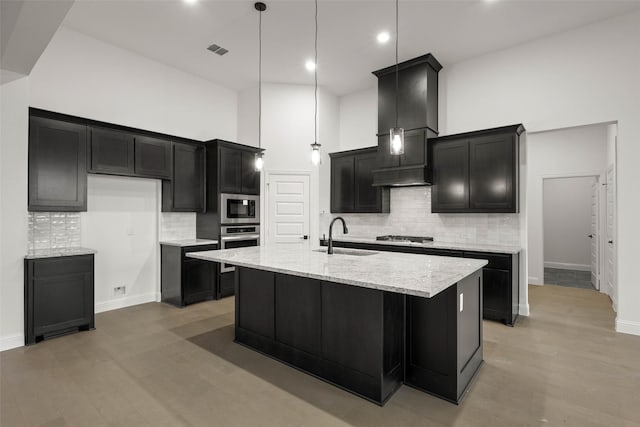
(24, 254), (95, 345)
(161, 243), (217, 307)
(330, 147), (389, 213)
(28, 116), (88, 212)
(219, 146), (260, 195)
(134, 135), (172, 179)
(162, 143), (205, 212)
(373, 130), (432, 187)
(88, 127), (135, 175)
(374, 53), (442, 135)
(430, 124), (523, 213)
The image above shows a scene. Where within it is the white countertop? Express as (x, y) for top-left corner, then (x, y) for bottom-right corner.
(326, 236), (521, 254)
(187, 243), (486, 298)
(25, 247), (97, 259)
(159, 239), (219, 247)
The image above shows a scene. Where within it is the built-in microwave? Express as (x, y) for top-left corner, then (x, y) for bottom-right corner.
(220, 193), (260, 225)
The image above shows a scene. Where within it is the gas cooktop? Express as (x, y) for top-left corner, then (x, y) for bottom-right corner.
(376, 235), (434, 244)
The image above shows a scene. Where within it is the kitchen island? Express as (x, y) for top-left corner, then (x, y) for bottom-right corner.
(188, 243), (487, 405)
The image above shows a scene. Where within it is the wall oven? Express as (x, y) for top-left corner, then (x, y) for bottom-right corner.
(219, 225), (260, 273)
(221, 193), (260, 225)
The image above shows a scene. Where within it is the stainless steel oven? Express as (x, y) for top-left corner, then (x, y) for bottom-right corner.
(220, 193), (260, 225)
(219, 225), (260, 273)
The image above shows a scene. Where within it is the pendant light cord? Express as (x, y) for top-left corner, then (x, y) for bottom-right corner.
(395, 0), (399, 128)
(258, 6), (262, 150)
(314, 0), (318, 144)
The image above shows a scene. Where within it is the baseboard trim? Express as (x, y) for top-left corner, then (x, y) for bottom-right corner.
(544, 262), (590, 272)
(615, 319), (640, 336)
(0, 333), (24, 352)
(519, 303), (530, 317)
(95, 292), (160, 314)
(528, 276), (542, 285)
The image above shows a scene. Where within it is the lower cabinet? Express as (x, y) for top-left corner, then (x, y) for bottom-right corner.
(161, 244), (217, 307)
(24, 254), (95, 345)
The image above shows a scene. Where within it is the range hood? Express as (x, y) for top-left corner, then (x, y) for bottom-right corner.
(371, 53), (442, 187)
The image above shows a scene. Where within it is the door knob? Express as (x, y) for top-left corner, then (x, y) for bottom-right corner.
(588, 234), (594, 238)
(608, 240), (613, 244)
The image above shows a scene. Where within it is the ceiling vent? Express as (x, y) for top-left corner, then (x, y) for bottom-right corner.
(207, 44), (229, 56)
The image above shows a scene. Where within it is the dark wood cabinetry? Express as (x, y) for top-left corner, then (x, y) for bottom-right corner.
(319, 239), (520, 326)
(134, 135), (172, 179)
(373, 129), (436, 187)
(430, 124), (523, 213)
(28, 116), (88, 212)
(161, 244), (217, 307)
(330, 147), (389, 213)
(24, 255), (95, 345)
(218, 144), (260, 195)
(88, 127), (134, 175)
(162, 143), (205, 212)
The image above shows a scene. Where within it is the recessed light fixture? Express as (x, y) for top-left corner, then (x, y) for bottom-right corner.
(377, 31), (390, 44)
(183, 0), (198, 5)
(305, 59), (316, 71)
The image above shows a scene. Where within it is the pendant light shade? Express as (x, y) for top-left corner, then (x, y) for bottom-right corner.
(255, 2), (266, 171)
(310, 0), (321, 165)
(389, 0), (404, 155)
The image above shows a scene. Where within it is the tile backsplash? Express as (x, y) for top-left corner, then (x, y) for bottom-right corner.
(320, 187), (521, 247)
(28, 212), (82, 251)
(159, 212), (196, 241)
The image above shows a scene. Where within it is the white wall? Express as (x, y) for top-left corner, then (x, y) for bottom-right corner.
(543, 176), (595, 270)
(237, 83), (339, 243)
(82, 175), (160, 313)
(440, 11), (640, 334)
(0, 27), (240, 350)
(338, 87), (377, 151)
(0, 76), (29, 351)
(527, 125), (608, 283)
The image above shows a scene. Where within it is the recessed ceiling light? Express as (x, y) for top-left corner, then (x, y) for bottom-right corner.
(183, 0), (198, 5)
(305, 60), (316, 71)
(377, 32), (390, 44)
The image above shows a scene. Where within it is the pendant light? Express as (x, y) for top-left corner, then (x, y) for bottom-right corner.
(254, 2), (266, 171)
(310, 0), (321, 165)
(390, 0), (404, 155)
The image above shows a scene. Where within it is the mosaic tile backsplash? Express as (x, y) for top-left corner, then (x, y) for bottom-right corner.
(159, 212), (197, 241)
(320, 187), (522, 247)
(28, 212), (82, 251)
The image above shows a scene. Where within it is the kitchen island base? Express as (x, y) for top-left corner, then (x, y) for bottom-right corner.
(234, 266), (482, 405)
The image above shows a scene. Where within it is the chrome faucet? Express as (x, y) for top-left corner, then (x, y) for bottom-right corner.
(327, 217), (348, 254)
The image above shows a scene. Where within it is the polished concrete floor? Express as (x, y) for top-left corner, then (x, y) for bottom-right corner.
(544, 268), (594, 290)
(2, 285), (640, 427)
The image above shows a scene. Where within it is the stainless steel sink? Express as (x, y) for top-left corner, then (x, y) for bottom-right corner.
(314, 248), (378, 256)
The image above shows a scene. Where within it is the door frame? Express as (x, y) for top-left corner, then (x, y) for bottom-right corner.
(605, 164), (617, 310)
(540, 172), (604, 290)
(264, 170), (312, 245)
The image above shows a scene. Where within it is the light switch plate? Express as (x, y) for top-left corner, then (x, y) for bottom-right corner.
(460, 293), (464, 312)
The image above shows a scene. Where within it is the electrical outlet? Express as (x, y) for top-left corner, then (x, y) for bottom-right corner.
(114, 286), (126, 296)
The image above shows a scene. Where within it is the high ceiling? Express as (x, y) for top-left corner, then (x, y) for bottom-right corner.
(63, 0), (640, 96)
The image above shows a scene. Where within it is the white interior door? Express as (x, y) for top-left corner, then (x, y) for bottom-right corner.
(605, 166), (617, 307)
(267, 173), (310, 244)
(590, 179), (599, 289)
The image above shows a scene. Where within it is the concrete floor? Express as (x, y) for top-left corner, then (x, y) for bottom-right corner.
(2, 285), (640, 426)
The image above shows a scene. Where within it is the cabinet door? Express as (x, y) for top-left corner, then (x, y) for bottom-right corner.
(376, 135), (400, 169)
(330, 155), (355, 213)
(134, 136), (171, 179)
(275, 275), (321, 355)
(183, 259), (214, 304)
(354, 151), (381, 212)
(88, 127), (135, 175)
(431, 139), (469, 212)
(399, 129), (427, 167)
(28, 116), (87, 211)
(170, 143), (204, 211)
(219, 146), (243, 193)
(241, 151), (260, 195)
(481, 268), (510, 321)
(469, 133), (516, 212)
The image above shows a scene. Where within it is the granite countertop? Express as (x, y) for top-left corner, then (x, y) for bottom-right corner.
(325, 236), (522, 255)
(25, 247), (98, 259)
(159, 239), (219, 247)
(187, 243), (486, 299)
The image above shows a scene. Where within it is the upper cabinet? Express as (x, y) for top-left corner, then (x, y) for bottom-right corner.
(29, 116), (88, 212)
(134, 135), (172, 179)
(162, 143), (205, 212)
(373, 53), (442, 136)
(216, 142), (261, 195)
(430, 124), (524, 213)
(88, 127), (135, 175)
(330, 147), (389, 214)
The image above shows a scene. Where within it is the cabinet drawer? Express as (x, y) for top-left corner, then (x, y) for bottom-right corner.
(32, 255), (93, 277)
(463, 251), (511, 270)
